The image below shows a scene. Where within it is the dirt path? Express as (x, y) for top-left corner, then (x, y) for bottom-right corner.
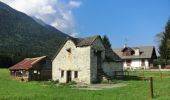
(73, 83), (127, 90)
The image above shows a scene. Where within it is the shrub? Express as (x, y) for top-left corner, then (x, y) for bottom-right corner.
(68, 81), (77, 85)
(153, 59), (166, 67)
(50, 80), (59, 84)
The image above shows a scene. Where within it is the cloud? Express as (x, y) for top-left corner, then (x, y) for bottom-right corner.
(69, 1), (81, 8)
(1, 0), (81, 36)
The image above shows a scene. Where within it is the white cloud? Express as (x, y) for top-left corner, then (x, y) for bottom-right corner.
(69, 1), (81, 8)
(0, 0), (81, 36)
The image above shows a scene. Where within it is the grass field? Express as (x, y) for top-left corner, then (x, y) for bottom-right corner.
(0, 69), (170, 100)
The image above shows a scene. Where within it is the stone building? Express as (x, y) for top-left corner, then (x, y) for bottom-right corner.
(9, 56), (52, 81)
(52, 35), (123, 84)
(113, 46), (157, 70)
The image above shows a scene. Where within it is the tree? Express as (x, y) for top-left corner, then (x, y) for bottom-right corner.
(102, 35), (111, 48)
(0, 55), (13, 68)
(158, 18), (170, 64)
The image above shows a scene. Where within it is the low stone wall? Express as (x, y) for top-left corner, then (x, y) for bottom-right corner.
(102, 62), (123, 77)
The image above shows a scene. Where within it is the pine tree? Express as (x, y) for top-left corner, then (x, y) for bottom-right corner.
(159, 18), (170, 64)
(102, 35), (111, 48)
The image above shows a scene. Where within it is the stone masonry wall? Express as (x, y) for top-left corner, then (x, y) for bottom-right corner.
(102, 62), (123, 76)
(90, 38), (105, 83)
(52, 40), (91, 84)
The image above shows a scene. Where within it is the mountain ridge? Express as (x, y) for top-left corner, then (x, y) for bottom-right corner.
(0, 1), (70, 67)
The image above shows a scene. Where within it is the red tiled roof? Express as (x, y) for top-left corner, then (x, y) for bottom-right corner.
(9, 56), (46, 70)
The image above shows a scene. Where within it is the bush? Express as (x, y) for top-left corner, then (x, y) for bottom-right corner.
(50, 80), (59, 84)
(68, 81), (77, 85)
(153, 59), (166, 67)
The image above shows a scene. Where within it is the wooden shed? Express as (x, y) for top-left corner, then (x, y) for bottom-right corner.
(9, 56), (51, 81)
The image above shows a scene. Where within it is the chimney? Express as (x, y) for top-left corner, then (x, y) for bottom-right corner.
(134, 47), (140, 56)
(124, 38), (128, 48)
(124, 43), (127, 48)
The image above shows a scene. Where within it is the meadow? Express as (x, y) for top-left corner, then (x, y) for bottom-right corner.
(0, 69), (170, 100)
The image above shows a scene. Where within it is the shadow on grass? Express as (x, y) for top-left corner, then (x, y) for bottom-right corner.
(112, 75), (149, 81)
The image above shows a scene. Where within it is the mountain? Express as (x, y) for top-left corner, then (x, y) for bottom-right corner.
(32, 16), (47, 26)
(0, 1), (69, 67)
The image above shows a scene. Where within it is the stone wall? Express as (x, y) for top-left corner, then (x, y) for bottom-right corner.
(52, 40), (91, 84)
(90, 38), (105, 83)
(102, 62), (123, 76)
(52, 37), (123, 84)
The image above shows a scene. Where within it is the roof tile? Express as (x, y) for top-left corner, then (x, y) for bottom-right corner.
(113, 46), (156, 59)
(9, 56), (46, 70)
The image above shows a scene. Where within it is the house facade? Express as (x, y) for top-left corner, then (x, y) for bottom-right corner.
(9, 56), (52, 81)
(113, 46), (157, 70)
(52, 35), (123, 84)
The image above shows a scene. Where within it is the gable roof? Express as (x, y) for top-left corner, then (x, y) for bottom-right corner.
(52, 35), (101, 60)
(71, 35), (100, 47)
(52, 35), (122, 62)
(113, 46), (157, 59)
(9, 56), (46, 70)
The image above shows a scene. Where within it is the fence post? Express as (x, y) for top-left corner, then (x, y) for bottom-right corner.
(160, 71), (163, 80)
(150, 77), (154, 98)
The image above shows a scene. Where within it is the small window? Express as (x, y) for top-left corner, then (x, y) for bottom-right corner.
(16, 71), (22, 77)
(74, 71), (78, 78)
(141, 59), (145, 66)
(127, 60), (131, 66)
(61, 70), (64, 78)
(66, 48), (71, 53)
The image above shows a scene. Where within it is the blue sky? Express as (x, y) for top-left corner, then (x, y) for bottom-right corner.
(73, 0), (170, 48)
(2, 0), (170, 48)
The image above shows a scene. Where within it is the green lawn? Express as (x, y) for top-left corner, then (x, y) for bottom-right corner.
(0, 69), (170, 100)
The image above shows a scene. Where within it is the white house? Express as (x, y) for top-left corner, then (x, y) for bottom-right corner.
(113, 46), (157, 70)
(52, 35), (123, 84)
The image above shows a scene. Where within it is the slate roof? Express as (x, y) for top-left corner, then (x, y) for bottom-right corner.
(74, 35), (122, 61)
(105, 47), (122, 62)
(70, 35), (100, 47)
(52, 35), (101, 60)
(113, 46), (156, 59)
(9, 56), (46, 70)
(52, 35), (121, 62)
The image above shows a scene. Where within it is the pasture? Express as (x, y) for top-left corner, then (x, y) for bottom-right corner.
(0, 69), (170, 100)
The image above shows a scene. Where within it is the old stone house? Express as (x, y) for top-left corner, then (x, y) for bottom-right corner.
(113, 46), (157, 70)
(9, 56), (52, 81)
(52, 35), (123, 84)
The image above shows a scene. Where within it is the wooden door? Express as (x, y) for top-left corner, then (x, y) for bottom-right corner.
(66, 71), (72, 83)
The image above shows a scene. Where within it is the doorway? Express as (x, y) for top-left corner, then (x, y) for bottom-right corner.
(66, 71), (72, 83)
(96, 51), (102, 82)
